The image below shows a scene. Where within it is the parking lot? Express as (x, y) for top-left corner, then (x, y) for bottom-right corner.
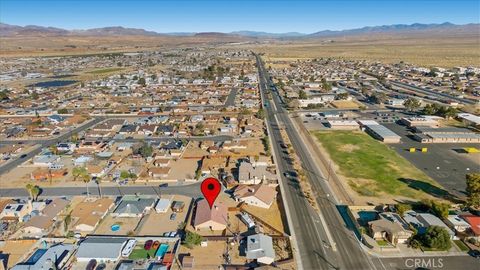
(385, 123), (480, 198)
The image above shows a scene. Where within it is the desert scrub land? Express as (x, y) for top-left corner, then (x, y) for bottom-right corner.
(253, 36), (480, 68)
(312, 131), (443, 200)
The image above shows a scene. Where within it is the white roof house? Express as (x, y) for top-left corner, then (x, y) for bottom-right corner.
(446, 215), (471, 233)
(403, 211), (455, 239)
(246, 234), (275, 265)
(76, 237), (129, 262)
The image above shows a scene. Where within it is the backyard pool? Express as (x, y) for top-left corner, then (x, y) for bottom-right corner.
(357, 210), (379, 226)
(155, 244), (169, 258)
(25, 249), (47, 264)
(111, 224), (121, 231)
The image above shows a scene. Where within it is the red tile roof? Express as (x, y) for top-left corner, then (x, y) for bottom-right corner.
(463, 215), (480, 235)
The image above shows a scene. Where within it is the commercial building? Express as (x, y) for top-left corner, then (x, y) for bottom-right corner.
(457, 113), (480, 127)
(298, 95), (335, 108)
(358, 120), (401, 143)
(412, 126), (480, 143)
(400, 116), (439, 128)
(325, 120), (359, 130)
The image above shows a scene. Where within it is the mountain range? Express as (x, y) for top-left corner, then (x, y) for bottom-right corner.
(0, 22), (478, 38)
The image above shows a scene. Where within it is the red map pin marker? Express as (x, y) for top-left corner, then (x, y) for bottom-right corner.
(201, 177), (221, 209)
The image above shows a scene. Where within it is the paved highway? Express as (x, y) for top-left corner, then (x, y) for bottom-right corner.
(392, 81), (477, 105)
(0, 117), (105, 175)
(256, 54), (377, 270)
(0, 182), (203, 199)
(257, 58), (337, 269)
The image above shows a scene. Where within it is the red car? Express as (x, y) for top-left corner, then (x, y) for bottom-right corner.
(86, 259), (97, 270)
(144, 240), (153, 250)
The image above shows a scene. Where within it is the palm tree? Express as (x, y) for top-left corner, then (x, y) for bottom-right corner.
(64, 213), (71, 233)
(80, 173), (91, 197)
(72, 166), (87, 181)
(26, 184), (41, 201)
(25, 183), (33, 199)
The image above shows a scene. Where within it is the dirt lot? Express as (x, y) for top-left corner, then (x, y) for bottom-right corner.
(0, 165), (38, 187)
(177, 240), (247, 269)
(137, 195), (192, 236)
(331, 100), (361, 109)
(182, 142), (209, 159)
(243, 198), (286, 234)
(168, 159), (199, 180)
(0, 239), (37, 268)
(229, 139), (265, 157)
(94, 215), (140, 235)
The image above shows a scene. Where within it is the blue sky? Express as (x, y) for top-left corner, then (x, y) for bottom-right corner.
(1, 0), (478, 33)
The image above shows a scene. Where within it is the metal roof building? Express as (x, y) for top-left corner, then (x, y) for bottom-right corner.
(359, 120), (401, 143)
(246, 233), (275, 265)
(76, 237), (129, 262)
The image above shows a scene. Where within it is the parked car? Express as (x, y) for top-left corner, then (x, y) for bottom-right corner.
(144, 240), (153, 250)
(170, 213), (177, 220)
(469, 249), (480, 259)
(86, 259), (97, 270)
(95, 263), (106, 270)
(152, 241), (160, 250)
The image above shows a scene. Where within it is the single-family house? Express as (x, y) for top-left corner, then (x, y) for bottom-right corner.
(233, 184), (277, 209)
(71, 198), (114, 233)
(238, 162), (276, 185)
(245, 233), (275, 265)
(193, 200), (227, 231)
(11, 244), (74, 270)
(403, 211), (455, 239)
(368, 217), (414, 245)
(22, 198), (69, 238)
(462, 215), (480, 240)
(112, 196), (155, 217)
(446, 215), (471, 233)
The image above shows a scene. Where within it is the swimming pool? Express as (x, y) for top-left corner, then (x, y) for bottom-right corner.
(25, 249), (47, 264)
(357, 210), (379, 225)
(111, 224), (121, 231)
(155, 244), (169, 258)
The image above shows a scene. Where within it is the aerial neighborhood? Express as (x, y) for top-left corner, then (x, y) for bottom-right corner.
(0, 4), (479, 269)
